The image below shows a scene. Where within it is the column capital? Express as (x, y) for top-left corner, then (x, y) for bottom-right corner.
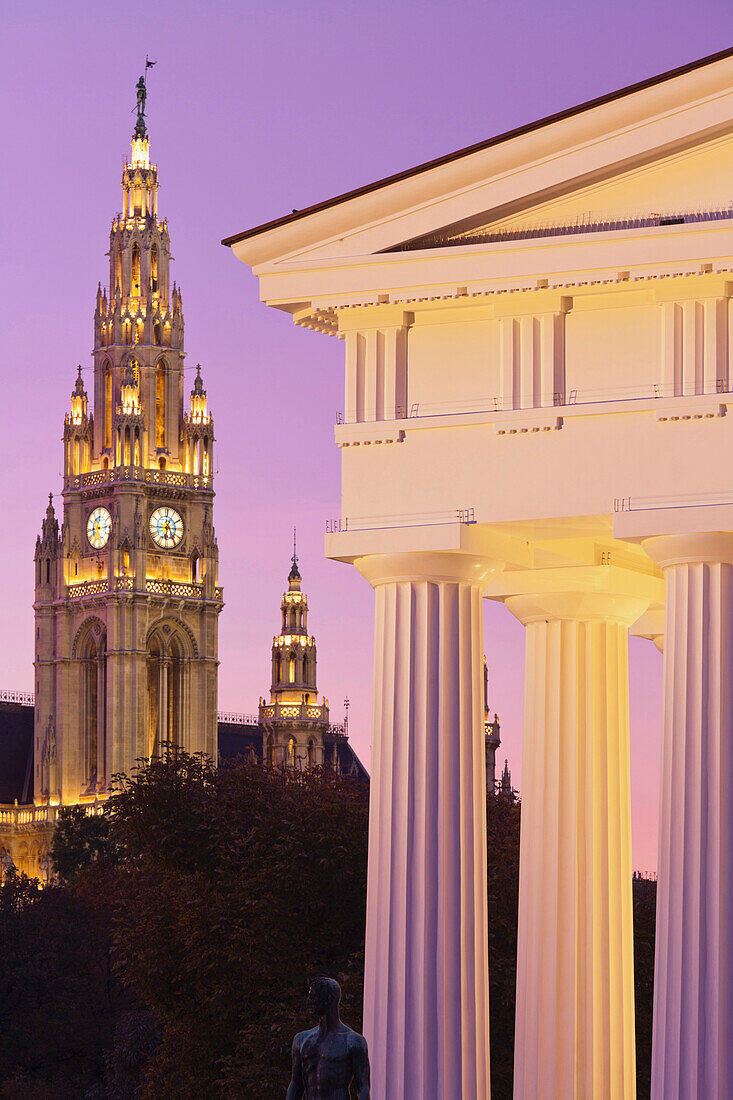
(354, 550), (502, 588)
(643, 531), (733, 569)
(506, 590), (648, 627)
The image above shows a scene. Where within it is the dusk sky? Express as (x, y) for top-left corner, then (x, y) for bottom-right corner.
(3, 0), (733, 870)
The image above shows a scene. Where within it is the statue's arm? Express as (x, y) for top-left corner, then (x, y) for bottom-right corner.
(285, 1034), (304, 1100)
(352, 1035), (371, 1100)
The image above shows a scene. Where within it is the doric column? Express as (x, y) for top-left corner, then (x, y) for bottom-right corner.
(507, 591), (646, 1100)
(355, 550), (501, 1100)
(642, 533), (733, 1100)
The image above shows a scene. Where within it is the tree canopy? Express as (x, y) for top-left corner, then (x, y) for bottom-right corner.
(0, 751), (654, 1099)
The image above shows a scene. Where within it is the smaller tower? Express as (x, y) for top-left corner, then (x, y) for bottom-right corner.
(483, 656), (501, 792)
(258, 538), (330, 768)
(499, 758), (513, 800)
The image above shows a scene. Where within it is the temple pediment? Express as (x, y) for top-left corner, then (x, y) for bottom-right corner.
(226, 48), (733, 282)
(390, 132), (733, 254)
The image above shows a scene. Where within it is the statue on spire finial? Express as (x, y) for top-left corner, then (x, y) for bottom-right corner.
(133, 57), (156, 139)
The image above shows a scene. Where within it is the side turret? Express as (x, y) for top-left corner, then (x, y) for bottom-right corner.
(183, 365), (214, 482)
(34, 494), (60, 600)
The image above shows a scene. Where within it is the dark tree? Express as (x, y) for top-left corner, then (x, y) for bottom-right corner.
(50, 803), (116, 881)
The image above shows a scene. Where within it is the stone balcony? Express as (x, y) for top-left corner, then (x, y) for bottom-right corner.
(64, 464), (213, 493)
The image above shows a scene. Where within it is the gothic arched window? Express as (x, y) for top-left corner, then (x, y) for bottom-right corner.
(76, 624), (107, 791)
(155, 361), (166, 448)
(103, 361), (112, 451)
(146, 626), (190, 758)
(131, 243), (141, 298)
(150, 245), (158, 294)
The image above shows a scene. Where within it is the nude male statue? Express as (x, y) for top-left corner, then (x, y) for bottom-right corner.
(286, 977), (370, 1099)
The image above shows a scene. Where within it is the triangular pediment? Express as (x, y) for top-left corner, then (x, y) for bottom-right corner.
(228, 50), (733, 283)
(391, 133), (733, 253)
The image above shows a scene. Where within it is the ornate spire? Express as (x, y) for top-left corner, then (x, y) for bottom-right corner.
(73, 365), (85, 397)
(288, 527), (301, 586)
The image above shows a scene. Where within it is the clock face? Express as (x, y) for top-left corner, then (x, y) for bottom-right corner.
(149, 506), (184, 549)
(87, 506), (112, 549)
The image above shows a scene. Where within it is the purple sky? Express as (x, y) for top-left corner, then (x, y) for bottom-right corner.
(3, 0), (732, 870)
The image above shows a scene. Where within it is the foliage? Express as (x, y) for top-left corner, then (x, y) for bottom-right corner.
(486, 794), (521, 1099)
(50, 803), (117, 881)
(0, 869), (121, 1098)
(0, 752), (657, 1098)
(109, 751), (369, 1098)
(633, 876), (657, 1100)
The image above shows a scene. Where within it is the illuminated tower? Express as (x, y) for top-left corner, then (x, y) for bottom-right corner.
(33, 85), (222, 805)
(258, 543), (331, 768)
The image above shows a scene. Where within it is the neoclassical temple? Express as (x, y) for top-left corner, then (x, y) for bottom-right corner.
(226, 47), (733, 1100)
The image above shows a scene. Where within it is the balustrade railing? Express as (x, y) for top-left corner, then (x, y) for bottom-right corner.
(0, 689), (35, 706)
(259, 701), (330, 725)
(0, 801), (105, 829)
(217, 711), (260, 726)
(145, 579), (204, 599)
(335, 379), (733, 427)
(615, 489), (733, 513)
(326, 507), (475, 534)
(65, 465), (213, 492)
(66, 577), (220, 601)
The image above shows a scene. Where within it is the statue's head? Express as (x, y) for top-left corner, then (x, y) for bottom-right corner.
(307, 976), (341, 1017)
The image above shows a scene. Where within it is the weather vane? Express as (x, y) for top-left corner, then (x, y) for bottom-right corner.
(292, 526), (298, 569)
(133, 56), (156, 139)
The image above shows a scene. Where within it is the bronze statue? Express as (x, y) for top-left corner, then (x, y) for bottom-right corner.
(286, 977), (370, 1099)
(135, 76), (146, 120)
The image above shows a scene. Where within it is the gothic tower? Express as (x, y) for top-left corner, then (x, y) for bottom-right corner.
(258, 544), (331, 768)
(33, 88), (222, 805)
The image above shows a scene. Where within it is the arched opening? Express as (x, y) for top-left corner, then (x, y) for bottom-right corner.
(289, 610), (296, 630)
(289, 655), (295, 683)
(134, 319), (143, 345)
(77, 624), (107, 791)
(150, 245), (158, 294)
(155, 361), (166, 448)
(103, 361), (112, 450)
(307, 740), (315, 768)
(288, 737), (296, 768)
(267, 735), (275, 767)
(102, 456), (109, 470)
(275, 654), (281, 683)
(133, 427), (140, 466)
(115, 242), (122, 292)
(154, 322), (161, 346)
(147, 627), (188, 757)
(131, 243), (140, 298)
(158, 456), (166, 470)
(191, 552), (199, 583)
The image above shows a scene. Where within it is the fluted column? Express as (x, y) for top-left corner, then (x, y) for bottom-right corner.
(643, 533), (733, 1100)
(355, 551), (502, 1100)
(507, 591), (646, 1100)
